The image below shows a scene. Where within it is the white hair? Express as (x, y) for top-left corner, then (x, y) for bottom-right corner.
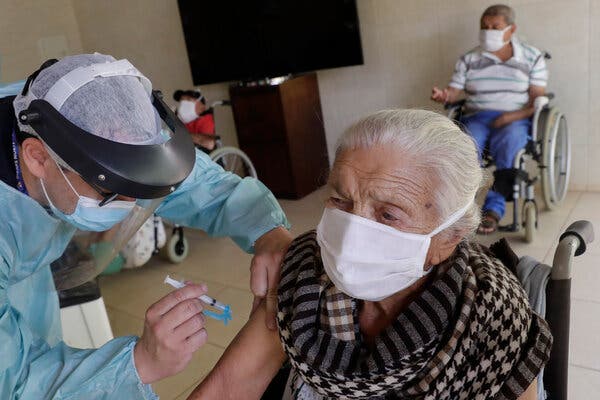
(335, 109), (484, 239)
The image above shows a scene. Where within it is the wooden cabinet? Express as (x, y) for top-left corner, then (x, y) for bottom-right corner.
(229, 73), (329, 199)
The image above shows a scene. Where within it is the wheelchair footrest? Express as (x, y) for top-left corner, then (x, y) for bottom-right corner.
(498, 223), (520, 233)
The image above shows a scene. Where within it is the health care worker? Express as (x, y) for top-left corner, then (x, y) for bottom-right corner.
(0, 54), (292, 399)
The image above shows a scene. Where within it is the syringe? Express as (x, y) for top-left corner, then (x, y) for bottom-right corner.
(164, 275), (232, 325)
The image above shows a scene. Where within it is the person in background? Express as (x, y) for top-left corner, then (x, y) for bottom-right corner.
(174, 89), (217, 151)
(431, 4), (548, 234)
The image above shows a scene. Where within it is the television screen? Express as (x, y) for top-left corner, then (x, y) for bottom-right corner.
(177, 0), (363, 85)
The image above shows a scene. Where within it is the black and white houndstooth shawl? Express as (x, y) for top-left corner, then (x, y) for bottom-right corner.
(277, 231), (552, 400)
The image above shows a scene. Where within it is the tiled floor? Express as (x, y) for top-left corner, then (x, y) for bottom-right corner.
(98, 189), (600, 400)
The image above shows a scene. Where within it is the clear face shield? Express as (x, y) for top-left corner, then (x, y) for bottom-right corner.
(18, 59), (195, 290)
(51, 198), (164, 290)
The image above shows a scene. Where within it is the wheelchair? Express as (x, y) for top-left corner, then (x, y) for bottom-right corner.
(193, 100), (257, 179)
(446, 90), (571, 243)
(261, 220), (595, 400)
(160, 99), (257, 263)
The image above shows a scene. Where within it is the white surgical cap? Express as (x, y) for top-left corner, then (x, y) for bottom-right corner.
(13, 53), (165, 145)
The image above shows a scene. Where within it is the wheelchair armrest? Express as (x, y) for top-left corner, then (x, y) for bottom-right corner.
(211, 100), (231, 108)
(531, 95), (552, 142)
(443, 99), (466, 110)
(533, 96), (550, 110)
(560, 220), (595, 256)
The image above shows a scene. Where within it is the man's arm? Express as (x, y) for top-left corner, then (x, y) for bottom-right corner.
(431, 56), (467, 104)
(187, 303), (287, 400)
(431, 86), (464, 104)
(491, 85), (545, 128)
(0, 254), (158, 399)
(493, 51), (549, 128)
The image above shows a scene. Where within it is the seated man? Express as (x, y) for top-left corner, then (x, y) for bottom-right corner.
(174, 89), (217, 151)
(186, 109), (551, 400)
(431, 4), (548, 234)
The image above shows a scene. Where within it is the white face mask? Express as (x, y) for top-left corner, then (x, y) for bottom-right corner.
(316, 203), (472, 301)
(40, 164), (135, 232)
(177, 100), (198, 123)
(479, 25), (512, 52)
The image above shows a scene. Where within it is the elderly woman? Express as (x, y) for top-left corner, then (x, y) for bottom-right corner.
(189, 109), (552, 400)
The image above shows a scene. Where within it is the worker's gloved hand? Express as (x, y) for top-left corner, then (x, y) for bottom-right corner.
(250, 226), (293, 330)
(134, 283), (208, 383)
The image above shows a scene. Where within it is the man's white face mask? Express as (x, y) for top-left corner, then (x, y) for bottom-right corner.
(479, 25), (512, 52)
(316, 202), (472, 302)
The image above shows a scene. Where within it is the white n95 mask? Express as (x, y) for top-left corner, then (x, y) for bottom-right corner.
(177, 100), (198, 123)
(316, 203), (472, 301)
(479, 25), (512, 52)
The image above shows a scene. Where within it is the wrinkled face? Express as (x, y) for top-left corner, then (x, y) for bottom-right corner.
(481, 14), (513, 42)
(326, 145), (441, 236)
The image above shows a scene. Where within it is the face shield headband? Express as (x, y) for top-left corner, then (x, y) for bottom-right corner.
(17, 59), (195, 199)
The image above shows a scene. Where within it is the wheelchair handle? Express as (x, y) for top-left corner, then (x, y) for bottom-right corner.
(552, 220), (594, 281)
(560, 220), (594, 256)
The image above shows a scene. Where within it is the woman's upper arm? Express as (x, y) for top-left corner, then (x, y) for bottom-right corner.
(517, 379), (537, 400)
(188, 302), (287, 400)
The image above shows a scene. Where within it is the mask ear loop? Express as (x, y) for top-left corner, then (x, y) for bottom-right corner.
(39, 178), (57, 210)
(52, 156), (118, 206)
(428, 200), (475, 237)
(53, 158), (82, 198)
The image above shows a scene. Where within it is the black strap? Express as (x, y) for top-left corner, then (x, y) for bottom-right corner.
(21, 58), (59, 96)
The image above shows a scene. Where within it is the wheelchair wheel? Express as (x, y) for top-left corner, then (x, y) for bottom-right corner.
(523, 201), (537, 243)
(210, 146), (257, 179)
(160, 229), (189, 263)
(540, 107), (570, 210)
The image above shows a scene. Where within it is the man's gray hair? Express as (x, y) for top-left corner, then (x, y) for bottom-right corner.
(335, 109), (484, 238)
(482, 4), (515, 25)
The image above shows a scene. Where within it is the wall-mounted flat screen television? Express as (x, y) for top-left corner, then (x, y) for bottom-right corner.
(177, 0), (363, 85)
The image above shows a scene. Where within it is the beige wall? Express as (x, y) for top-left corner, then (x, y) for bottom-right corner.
(1, 0), (596, 190)
(0, 0), (83, 81)
(71, 0), (239, 147)
(319, 0), (596, 191)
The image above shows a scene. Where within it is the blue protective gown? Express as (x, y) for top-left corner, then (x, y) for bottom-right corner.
(0, 150), (289, 399)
